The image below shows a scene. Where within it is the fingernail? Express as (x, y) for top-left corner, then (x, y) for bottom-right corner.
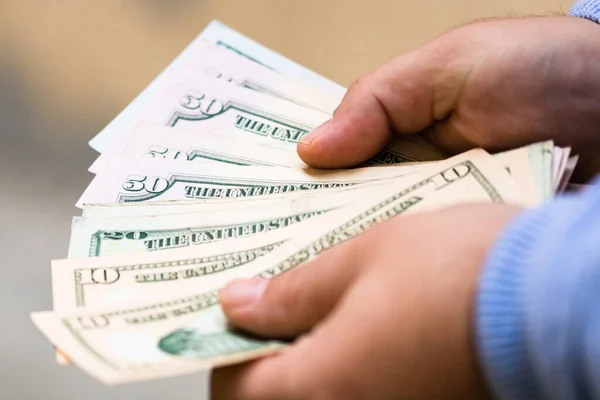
(300, 117), (333, 147)
(221, 278), (267, 308)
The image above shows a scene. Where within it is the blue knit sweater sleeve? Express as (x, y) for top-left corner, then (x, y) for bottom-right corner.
(570, 0), (600, 22)
(475, 4), (600, 397)
(477, 179), (600, 400)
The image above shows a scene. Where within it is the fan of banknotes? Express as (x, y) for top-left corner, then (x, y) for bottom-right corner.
(31, 21), (578, 384)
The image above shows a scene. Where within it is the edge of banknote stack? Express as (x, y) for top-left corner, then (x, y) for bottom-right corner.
(31, 20), (579, 384)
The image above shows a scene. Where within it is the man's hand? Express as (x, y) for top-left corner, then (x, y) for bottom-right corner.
(212, 204), (522, 400)
(298, 17), (600, 180)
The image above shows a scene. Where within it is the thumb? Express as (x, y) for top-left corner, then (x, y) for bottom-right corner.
(220, 240), (364, 338)
(298, 37), (468, 168)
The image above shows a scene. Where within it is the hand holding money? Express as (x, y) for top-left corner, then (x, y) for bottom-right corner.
(297, 17), (600, 181)
(31, 18), (582, 391)
(214, 204), (521, 399)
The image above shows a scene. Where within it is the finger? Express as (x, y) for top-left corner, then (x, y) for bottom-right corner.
(297, 37), (468, 168)
(421, 119), (483, 155)
(213, 266), (406, 400)
(213, 281), (373, 400)
(220, 235), (367, 338)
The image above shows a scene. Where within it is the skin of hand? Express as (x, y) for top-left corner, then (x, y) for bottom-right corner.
(297, 17), (600, 181)
(212, 204), (522, 400)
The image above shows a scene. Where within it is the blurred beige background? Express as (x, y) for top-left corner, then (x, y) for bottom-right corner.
(0, 0), (571, 398)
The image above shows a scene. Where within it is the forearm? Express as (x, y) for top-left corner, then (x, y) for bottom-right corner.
(476, 181), (600, 399)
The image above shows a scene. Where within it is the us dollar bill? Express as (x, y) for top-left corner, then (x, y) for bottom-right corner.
(196, 21), (346, 98)
(557, 154), (578, 193)
(494, 146), (540, 203)
(69, 211), (319, 258)
(89, 123), (448, 173)
(526, 141), (554, 199)
(76, 158), (427, 208)
(89, 20), (345, 153)
(139, 75), (331, 151)
(89, 123), (308, 173)
(552, 147), (569, 192)
(69, 184), (379, 258)
(171, 41), (341, 114)
(33, 149), (525, 384)
(79, 183), (386, 219)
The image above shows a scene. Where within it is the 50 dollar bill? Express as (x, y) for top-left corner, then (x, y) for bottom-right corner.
(77, 158), (427, 208)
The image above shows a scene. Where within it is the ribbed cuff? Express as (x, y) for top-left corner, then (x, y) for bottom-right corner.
(476, 207), (552, 400)
(570, 0), (600, 23)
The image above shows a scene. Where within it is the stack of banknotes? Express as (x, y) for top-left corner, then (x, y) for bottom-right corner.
(31, 21), (578, 384)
